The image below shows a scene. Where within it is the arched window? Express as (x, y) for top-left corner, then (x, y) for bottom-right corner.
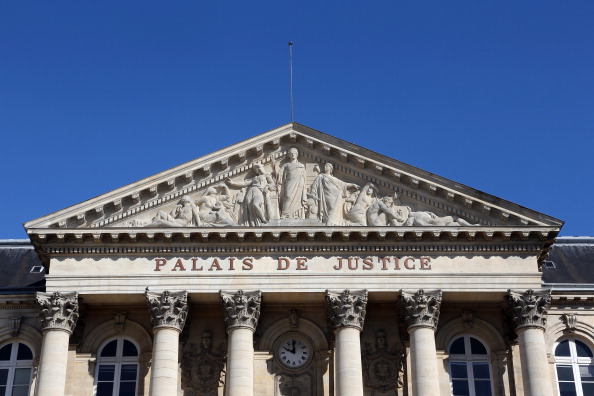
(554, 337), (594, 396)
(95, 338), (139, 396)
(448, 335), (493, 396)
(0, 341), (34, 396)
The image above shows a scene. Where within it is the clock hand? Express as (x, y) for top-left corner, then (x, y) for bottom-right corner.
(291, 339), (296, 354)
(282, 346), (292, 352)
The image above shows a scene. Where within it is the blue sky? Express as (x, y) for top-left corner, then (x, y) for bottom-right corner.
(1, 1), (593, 238)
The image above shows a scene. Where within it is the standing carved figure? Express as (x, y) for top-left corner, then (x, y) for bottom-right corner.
(345, 182), (377, 225)
(309, 163), (359, 226)
(278, 148), (307, 218)
(226, 163), (276, 226)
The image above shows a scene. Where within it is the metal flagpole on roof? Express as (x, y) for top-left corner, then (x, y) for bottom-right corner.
(289, 41), (294, 122)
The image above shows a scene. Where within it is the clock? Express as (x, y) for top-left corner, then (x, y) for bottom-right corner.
(277, 335), (312, 369)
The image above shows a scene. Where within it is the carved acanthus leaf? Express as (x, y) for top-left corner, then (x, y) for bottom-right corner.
(400, 289), (442, 331)
(506, 289), (550, 331)
(220, 290), (262, 332)
(146, 290), (188, 332)
(326, 289), (368, 331)
(36, 292), (79, 333)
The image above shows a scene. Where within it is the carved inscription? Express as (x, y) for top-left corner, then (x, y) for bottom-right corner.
(153, 256), (433, 272)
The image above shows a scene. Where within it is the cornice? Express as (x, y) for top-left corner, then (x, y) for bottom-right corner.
(26, 226), (559, 268)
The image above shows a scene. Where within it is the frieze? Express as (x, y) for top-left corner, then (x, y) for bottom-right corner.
(362, 330), (404, 392)
(505, 289), (551, 331)
(220, 290), (262, 332)
(85, 147), (490, 229)
(400, 289), (442, 331)
(326, 289), (368, 331)
(146, 290), (188, 332)
(36, 291), (79, 333)
(181, 330), (226, 395)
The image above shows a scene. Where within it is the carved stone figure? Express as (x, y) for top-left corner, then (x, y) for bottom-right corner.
(362, 330), (404, 392)
(278, 148), (307, 219)
(220, 290), (262, 331)
(309, 163), (360, 226)
(404, 211), (477, 226)
(505, 289), (550, 330)
(146, 195), (201, 227)
(196, 185), (237, 226)
(227, 164), (276, 226)
(326, 289), (368, 331)
(277, 374), (311, 396)
(366, 196), (409, 226)
(181, 330), (226, 395)
(146, 290), (188, 331)
(400, 289), (442, 330)
(345, 183), (377, 226)
(36, 291), (79, 333)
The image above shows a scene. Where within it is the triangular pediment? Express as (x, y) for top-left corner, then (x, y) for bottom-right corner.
(25, 123), (563, 233)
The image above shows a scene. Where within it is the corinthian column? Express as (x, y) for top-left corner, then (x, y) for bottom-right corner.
(400, 289), (442, 396)
(36, 291), (79, 396)
(326, 289), (368, 396)
(146, 290), (188, 396)
(506, 289), (553, 396)
(220, 290), (262, 396)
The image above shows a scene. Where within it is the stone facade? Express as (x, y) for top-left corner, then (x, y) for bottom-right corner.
(0, 123), (589, 395)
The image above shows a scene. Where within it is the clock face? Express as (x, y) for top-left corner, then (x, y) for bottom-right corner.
(277, 337), (311, 369)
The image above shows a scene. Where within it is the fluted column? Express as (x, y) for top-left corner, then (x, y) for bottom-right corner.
(506, 289), (553, 396)
(400, 289), (442, 396)
(35, 292), (79, 396)
(220, 290), (262, 396)
(146, 290), (188, 396)
(326, 289), (368, 396)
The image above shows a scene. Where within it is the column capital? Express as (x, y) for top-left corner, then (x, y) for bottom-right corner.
(146, 290), (188, 332)
(506, 289), (550, 331)
(400, 289), (442, 331)
(326, 289), (368, 331)
(220, 290), (261, 332)
(36, 291), (79, 334)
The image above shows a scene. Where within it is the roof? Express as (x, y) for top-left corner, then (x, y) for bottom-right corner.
(542, 237), (594, 286)
(0, 240), (45, 293)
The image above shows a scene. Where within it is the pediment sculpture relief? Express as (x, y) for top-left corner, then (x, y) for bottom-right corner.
(137, 149), (477, 228)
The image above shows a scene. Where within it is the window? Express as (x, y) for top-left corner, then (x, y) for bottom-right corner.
(448, 335), (493, 396)
(95, 338), (139, 396)
(554, 338), (594, 396)
(0, 341), (34, 396)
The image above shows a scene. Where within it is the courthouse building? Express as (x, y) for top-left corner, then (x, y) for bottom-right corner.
(0, 123), (592, 396)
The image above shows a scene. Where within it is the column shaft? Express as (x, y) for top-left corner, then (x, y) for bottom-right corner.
(225, 327), (254, 396)
(517, 327), (554, 396)
(335, 326), (364, 396)
(149, 327), (180, 396)
(35, 329), (70, 396)
(409, 326), (440, 396)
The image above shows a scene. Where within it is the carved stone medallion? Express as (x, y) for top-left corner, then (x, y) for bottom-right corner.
(181, 331), (226, 395)
(505, 289), (550, 331)
(36, 291), (79, 333)
(220, 290), (262, 332)
(326, 289), (368, 331)
(400, 289), (442, 331)
(362, 331), (404, 393)
(145, 290), (188, 332)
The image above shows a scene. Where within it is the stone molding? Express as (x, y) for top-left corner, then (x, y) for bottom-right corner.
(36, 291), (79, 333)
(400, 289), (442, 331)
(325, 289), (368, 331)
(506, 289), (551, 331)
(220, 290), (262, 332)
(146, 290), (188, 332)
